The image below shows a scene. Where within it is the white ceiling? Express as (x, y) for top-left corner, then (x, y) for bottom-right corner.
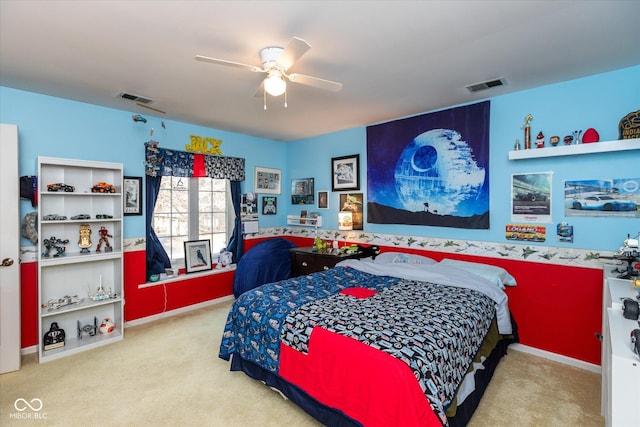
(1, 1), (639, 142)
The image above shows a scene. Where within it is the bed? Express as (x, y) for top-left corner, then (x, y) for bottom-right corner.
(219, 252), (518, 426)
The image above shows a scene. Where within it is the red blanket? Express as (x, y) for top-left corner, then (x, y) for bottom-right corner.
(279, 325), (443, 426)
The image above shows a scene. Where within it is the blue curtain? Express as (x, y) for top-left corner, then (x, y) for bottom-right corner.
(145, 175), (171, 280)
(226, 180), (244, 263)
(144, 142), (245, 279)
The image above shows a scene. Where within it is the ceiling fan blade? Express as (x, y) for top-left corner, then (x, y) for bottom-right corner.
(288, 73), (343, 92)
(194, 55), (264, 73)
(277, 37), (311, 71)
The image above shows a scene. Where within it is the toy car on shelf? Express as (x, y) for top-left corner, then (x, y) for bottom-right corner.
(571, 194), (637, 211)
(47, 182), (75, 192)
(71, 214), (91, 220)
(43, 214), (67, 221)
(95, 214), (113, 219)
(92, 182), (116, 193)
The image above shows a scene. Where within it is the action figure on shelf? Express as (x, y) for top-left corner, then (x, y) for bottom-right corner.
(42, 236), (69, 257)
(96, 226), (113, 253)
(78, 224), (92, 253)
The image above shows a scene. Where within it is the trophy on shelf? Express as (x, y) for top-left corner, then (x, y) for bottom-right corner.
(78, 224), (92, 254)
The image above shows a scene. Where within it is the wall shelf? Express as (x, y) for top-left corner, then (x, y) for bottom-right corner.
(508, 138), (639, 160)
(287, 215), (322, 227)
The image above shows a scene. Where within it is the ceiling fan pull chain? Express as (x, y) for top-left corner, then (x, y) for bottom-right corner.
(284, 88), (287, 108)
(263, 88), (267, 110)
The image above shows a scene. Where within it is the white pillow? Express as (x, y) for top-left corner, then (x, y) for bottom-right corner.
(374, 252), (436, 265)
(439, 258), (517, 289)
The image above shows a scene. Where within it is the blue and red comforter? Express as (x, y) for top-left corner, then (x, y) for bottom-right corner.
(219, 262), (508, 426)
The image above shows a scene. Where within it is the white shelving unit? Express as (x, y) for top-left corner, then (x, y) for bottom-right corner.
(37, 157), (124, 363)
(600, 265), (640, 427)
(508, 138), (639, 160)
(287, 215), (323, 227)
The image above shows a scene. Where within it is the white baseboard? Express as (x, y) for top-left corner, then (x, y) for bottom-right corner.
(509, 343), (601, 374)
(124, 295), (235, 327)
(21, 345), (38, 355)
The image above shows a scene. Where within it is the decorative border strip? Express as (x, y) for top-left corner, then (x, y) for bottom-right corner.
(247, 227), (623, 270)
(24, 232), (623, 271)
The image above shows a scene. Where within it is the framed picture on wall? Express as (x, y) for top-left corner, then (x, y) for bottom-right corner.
(184, 240), (212, 274)
(261, 196), (277, 215)
(331, 154), (360, 191)
(291, 178), (315, 204)
(317, 190), (329, 209)
(124, 176), (142, 216)
(254, 166), (281, 194)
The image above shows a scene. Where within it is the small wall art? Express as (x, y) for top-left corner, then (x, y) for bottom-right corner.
(291, 178), (315, 204)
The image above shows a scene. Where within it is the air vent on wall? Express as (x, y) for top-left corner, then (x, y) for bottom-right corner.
(466, 78), (506, 93)
(118, 92), (154, 104)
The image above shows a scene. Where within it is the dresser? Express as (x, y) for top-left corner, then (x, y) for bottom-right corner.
(290, 246), (367, 276)
(600, 265), (640, 427)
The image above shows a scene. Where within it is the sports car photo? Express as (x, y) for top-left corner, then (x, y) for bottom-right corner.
(571, 195), (637, 211)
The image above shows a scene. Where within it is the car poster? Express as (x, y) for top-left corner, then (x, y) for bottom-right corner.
(564, 178), (640, 218)
(511, 172), (552, 223)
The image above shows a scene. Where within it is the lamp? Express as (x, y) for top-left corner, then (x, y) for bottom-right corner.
(264, 70), (286, 97)
(338, 211), (353, 231)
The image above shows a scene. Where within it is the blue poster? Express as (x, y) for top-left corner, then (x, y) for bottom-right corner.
(366, 101), (490, 228)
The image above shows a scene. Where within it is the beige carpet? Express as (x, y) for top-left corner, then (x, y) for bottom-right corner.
(1, 300), (603, 426)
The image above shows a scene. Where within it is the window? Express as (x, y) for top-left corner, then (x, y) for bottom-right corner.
(153, 176), (229, 265)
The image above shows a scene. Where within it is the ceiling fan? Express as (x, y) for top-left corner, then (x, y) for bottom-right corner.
(195, 37), (342, 108)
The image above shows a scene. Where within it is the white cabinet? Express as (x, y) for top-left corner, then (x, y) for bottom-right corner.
(37, 157), (124, 363)
(600, 265), (640, 427)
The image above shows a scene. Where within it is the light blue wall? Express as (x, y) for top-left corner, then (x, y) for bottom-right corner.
(285, 65), (640, 251)
(3, 65), (638, 251)
(0, 87), (288, 243)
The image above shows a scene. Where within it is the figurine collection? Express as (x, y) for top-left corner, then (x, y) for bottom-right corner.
(515, 113), (601, 151)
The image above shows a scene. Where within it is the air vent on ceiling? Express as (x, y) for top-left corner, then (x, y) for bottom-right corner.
(466, 78), (506, 93)
(118, 92), (154, 104)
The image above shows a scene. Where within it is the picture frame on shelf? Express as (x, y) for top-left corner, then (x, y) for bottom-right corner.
(291, 178), (315, 204)
(254, 166), (281, 194)
(317, 190), (329, 209)
(123, 176), (142, 216)
(331, 154), (360, 191)
(184, 240), (212, 274)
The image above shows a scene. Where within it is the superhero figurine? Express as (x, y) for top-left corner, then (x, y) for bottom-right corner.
(43, 236), (69, 257)
(96, 226), (113, 253)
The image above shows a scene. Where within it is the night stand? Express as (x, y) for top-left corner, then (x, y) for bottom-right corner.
(290, 246), (367, 276)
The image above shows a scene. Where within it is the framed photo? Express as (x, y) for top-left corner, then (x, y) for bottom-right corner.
(340, 193), (364, 230)
(184, 240), (212, 274)
(254, 166), (281, 194)
(291, 178), (315, 204)
(331, 154), (360, 191)
(261, 196), (277, 215)
(317, 190), (329, 209)
(123, 176), (142, 216)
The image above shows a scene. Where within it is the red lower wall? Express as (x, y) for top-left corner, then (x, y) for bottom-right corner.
(19, 237), (603, 365)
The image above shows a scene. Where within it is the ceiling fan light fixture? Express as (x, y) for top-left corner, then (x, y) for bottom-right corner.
(264, 71), (286, 96)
